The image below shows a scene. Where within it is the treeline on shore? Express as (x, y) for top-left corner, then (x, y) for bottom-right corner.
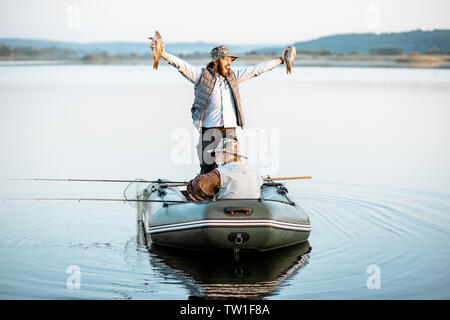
(0, 45), (148, 63)
(1, 44), (449, 65)
(246, 47), (450, 56)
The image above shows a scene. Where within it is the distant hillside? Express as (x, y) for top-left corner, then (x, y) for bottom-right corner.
(257, 29), (450, 54)
(0, 38), (276, 56)
(1, 29), (449, 57)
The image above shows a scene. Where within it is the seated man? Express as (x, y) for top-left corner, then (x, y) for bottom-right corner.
(186, 138), (263, 201)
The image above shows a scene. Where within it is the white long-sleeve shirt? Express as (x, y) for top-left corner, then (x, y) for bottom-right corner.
(217, 160), (263, 199)
(165, 53), (282, 128)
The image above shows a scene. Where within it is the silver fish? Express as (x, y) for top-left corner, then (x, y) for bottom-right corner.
(152, 31), (163, 70)
(284, 46), (296, 74)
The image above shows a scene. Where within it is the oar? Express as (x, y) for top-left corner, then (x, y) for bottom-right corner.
(4, 197), (187, 203)
(264, 176), (312, 181)
(159, 176), (312, 188)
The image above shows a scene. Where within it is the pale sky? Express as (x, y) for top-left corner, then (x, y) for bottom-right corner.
(0, 0), (449, 44)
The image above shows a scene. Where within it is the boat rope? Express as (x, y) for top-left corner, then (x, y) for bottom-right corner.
(123, 178), (147, 203)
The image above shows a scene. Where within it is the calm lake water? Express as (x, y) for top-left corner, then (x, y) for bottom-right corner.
(0, 64), (449, 299)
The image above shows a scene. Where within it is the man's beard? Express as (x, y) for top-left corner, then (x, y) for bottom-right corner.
(217, 63), (228, 76)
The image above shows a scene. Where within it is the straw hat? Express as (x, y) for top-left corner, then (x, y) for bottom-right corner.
(209, 45), (239, 63)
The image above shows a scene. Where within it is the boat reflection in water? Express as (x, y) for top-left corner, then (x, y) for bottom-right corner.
(146, 239), (311, 299)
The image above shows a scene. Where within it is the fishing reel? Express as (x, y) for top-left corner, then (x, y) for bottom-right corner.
(277, 185), (289, 195)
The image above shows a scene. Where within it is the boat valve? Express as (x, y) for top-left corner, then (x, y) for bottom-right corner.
(228, 232), (249, 244)
(235, 233), (243, 244)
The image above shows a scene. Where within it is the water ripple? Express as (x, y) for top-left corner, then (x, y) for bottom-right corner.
(1, 183), (449, 299)
(293, 184), (450, 243)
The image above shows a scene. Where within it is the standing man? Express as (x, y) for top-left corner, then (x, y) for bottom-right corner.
(150, 36), (288, 174)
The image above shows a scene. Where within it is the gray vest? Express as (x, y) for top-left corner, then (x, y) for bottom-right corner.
(191, 67), (244, 129)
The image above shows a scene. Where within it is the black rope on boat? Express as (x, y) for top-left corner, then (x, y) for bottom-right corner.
(123, 178), (149, 207)
(233, 248), (240, 261)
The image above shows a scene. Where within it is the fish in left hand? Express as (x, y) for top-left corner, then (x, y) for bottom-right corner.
(284, 46), (297, 74)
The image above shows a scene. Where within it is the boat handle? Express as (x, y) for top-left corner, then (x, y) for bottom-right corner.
(224, 207), (253, 216)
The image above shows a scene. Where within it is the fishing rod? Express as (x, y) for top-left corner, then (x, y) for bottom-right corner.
(158, 176), (312, 188)
(5, 177), (311, 202)
(9, 177), (310, 187)
(4, 197), (188, 203)
(10, 176), (311, 183)
(9, 178), (187, 184)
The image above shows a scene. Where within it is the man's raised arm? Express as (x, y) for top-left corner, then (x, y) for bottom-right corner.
(149, 35), (201, 84)
(234, 48), (288, 84)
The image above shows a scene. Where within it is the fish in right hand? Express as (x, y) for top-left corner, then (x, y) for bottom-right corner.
(284, 46), (297, 74)
(149, 31), (164, 70)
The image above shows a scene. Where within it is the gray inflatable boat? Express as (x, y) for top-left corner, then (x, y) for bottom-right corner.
(137, 180), (311, 252)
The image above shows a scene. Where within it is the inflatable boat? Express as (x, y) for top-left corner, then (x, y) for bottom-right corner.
(136, 180), (311, 252)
